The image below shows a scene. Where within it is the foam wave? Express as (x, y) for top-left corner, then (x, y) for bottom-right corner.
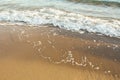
(68, 0), (120, 6)
(0, 8), (120, 38)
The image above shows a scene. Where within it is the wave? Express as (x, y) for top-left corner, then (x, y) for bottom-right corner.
(68, 0), (120, 7)
(0, 8), (120, 38)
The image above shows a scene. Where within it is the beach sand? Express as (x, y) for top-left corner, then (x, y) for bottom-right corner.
(0, 24), (120, 80)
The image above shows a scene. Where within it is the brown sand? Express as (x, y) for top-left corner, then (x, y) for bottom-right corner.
(0, 24), (120, 80)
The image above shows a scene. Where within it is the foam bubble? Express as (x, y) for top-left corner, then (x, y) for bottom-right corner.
(0, 8), (120, 38)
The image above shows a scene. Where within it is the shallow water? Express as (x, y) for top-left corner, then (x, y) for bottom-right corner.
(0, 1), (120, 79)
(0, 25), (120, 79)
(0, 0), (120, 38)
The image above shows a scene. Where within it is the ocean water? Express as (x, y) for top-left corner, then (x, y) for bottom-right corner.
(0, 0), (120, 38)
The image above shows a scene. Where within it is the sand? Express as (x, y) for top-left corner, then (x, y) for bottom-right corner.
(0, 24), (120, 80)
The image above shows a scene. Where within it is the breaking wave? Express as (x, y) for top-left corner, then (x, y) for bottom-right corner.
(0, 8), (120, 38)
(0, 0), (120, 38)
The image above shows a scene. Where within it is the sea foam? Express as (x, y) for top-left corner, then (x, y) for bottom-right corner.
(0, 8), (120, 38)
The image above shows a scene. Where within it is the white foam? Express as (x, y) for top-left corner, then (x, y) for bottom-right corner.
(0, 8), (120, 38)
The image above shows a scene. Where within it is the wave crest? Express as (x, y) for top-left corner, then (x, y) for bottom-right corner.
(0, 8), (120, 38)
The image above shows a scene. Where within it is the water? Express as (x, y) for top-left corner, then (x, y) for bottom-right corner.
(0, 0), (120, 38)
(99, 0), (120, 3)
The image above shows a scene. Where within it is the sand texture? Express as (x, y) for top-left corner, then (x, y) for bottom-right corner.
(0, 24), (120, 80)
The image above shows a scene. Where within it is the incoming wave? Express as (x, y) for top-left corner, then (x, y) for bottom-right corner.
(0, 8), (120, 38)
(68, 0), (120, 7)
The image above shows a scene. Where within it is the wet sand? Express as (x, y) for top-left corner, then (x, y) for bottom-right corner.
(0, 24), (120, 80)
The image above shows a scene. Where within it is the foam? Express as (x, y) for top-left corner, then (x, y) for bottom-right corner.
(0, 8), (120, 38)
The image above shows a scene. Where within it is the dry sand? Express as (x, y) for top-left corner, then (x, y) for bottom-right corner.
(0, 24), (120, 80)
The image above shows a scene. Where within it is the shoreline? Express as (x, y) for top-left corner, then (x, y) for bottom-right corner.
(0, 24), (120, 80)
